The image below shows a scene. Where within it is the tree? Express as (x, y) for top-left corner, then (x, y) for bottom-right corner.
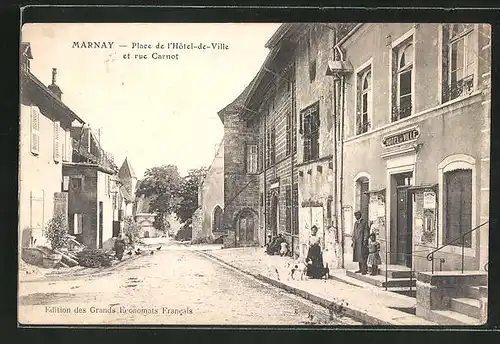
(123, 216), (140, 243)
(136, 165), (182, 231)
(174, 167), (208, 225)
(43, 213), (70, 250)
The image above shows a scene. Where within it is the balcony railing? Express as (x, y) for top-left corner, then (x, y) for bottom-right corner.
(443, 74), (474, 102)
(391, 103), (412, 122)
(356, 121), (371, 135)
(72, 138), (116, 171)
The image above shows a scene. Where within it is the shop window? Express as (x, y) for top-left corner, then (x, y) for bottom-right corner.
(442, 24), (476, 102)
(391, 38), (414, 122)
(357, 67), (372, 134)
(444, 169), (472, 248)
(301, 101), (320, 162)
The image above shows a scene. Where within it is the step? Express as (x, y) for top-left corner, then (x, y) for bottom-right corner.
(465, 285), (488, 299)
(379, 265), (415, 279)
(430, 309), (482, 326)
(346, 270), (416, 288)
(450, 297), (481, 319)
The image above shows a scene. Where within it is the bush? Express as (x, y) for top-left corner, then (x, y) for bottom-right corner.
(76, 249), (113, 268)
(123, 216), (140, 243)
(191, 236), (212, 245)
(43, 213), (70, 250)
(175, 228), (192, 241)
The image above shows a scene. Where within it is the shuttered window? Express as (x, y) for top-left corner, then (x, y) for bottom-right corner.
(30, 106), (40, 155)
(246, 144), (258, 174)
(53, 121), (61, 162)
(72, 213), (83, 235)
(444, 169), (472, 247)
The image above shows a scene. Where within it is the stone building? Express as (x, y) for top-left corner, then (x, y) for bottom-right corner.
(64, 126), (117, 249)
(19, 42), (85, 248)
(192, 140), (224, 242)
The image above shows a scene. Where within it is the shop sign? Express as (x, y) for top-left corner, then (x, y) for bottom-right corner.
(382, 127), (420, 148)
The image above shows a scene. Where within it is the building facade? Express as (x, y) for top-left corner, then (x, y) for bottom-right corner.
(192, 140), (224, 242)
(337, 23), (490, 273)
(19, 42), (85, 248)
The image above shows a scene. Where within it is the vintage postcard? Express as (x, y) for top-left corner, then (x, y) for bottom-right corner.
(18, 22), (491, 326)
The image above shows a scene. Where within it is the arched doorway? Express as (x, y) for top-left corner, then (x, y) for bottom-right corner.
(212, 205), (223, 234)
(236, 208), (257, 246)
(271, 193), (279, 237)
(355, 175), (370, 223)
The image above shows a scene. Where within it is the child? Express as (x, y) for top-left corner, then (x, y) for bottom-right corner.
(367, 232), (382, 276)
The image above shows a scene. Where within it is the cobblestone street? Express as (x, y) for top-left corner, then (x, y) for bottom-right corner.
(18, 242), (361, 325)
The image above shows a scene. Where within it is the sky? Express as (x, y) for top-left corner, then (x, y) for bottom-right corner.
(21, 23), (281, 178)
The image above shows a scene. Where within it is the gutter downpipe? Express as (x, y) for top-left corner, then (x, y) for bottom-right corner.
(263, 105), (268, 246)
(339, 73), (346, 269)
(331, 32), (340, 268)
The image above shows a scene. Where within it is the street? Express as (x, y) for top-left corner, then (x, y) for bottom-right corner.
(18, 241), (361, 325)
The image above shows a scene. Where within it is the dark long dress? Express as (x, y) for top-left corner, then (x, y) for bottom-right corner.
(114, 238), (125, 260)
(306, 243), (328, 279)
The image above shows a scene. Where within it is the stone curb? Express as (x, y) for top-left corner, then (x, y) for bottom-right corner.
(197, 250), (393, 326)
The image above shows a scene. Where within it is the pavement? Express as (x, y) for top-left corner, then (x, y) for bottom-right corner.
(18, 240), (362, 326)
(199, 246), (437, 326)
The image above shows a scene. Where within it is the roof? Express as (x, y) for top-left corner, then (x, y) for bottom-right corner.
(217, 78), (255, 123)
(22, 70), (85, 124)
(119, 157), (136, 179)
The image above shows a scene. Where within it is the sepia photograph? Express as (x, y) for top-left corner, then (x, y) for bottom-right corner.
(18, 22), (491, 326)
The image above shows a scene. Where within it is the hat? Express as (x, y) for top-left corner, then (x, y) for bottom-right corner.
(354, 211), (361, 216)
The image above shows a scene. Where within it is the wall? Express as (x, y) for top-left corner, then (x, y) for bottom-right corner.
(223, 110), (260, 245)
(63, 164), (98, 248)
(97, 170), (114, 246)
(199, 140), (224, 239)
(19, 103), (69, 248)
(294, 24), (341, 266)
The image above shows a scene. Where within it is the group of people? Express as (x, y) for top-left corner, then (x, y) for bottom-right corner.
(264, 209), (382, 279)
(352, 210), (381, 276)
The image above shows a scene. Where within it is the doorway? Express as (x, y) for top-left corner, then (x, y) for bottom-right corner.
(237, 209), (256, 245)
(355, 177), (370, 223)
(271, 194), (279, 237)
(392, 172), (413, 267)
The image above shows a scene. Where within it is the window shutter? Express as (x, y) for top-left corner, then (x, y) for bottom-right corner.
(62, 176), (70, 191)
(30, 106), (40, 155)
(53, 121), (61, 162)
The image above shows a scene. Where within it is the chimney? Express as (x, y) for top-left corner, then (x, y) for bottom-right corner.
(52, 68), (57, 84)
(47, 67), (63, 100)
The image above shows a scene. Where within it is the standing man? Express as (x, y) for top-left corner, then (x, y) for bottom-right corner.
(352, 211), (369, 274)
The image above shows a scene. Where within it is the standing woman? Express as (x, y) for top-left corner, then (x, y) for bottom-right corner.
(306, 226), (329, 279)
(114, 234), (126, 261)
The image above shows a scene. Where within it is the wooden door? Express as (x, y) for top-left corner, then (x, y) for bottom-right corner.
(445, 169), (472, 247)
(238, 212), (255, 245)
(360, 181), (369, 223)
(396, 187), (412, 267)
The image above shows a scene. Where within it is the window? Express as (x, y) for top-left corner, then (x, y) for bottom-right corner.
(286, 110), (292, 156)
(53, 121), (61, 162)
(71, 177), (82, 191)
(62, 176), (70, 191)
(357, 68), (372, 134)
(258, 137), (264, 172)
(307, 26), (318, 82)
(442, 24), (476, 102)
(444, 169), (472, 248)
(285, 185), (292, 233)
(292, 183), (299, 235)
(291, 78), (297, 154)
(212, 206), (223, 233)
(266, 128), (276, 168)
(301, 102), (320, 162)
(30, 106), (40, 155)
(392, 40), (413, 122)
(246, 144), (258, 174)
(72, 213), (83, 235)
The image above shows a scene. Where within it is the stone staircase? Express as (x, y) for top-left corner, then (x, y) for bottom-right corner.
(416, 270), (488, 325)
(346, 265), (416, 297)
(429, 284), (488, 325)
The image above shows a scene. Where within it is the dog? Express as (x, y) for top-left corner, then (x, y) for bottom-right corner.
(287, 259), (308, 281)
(279, 242), (289, 257)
